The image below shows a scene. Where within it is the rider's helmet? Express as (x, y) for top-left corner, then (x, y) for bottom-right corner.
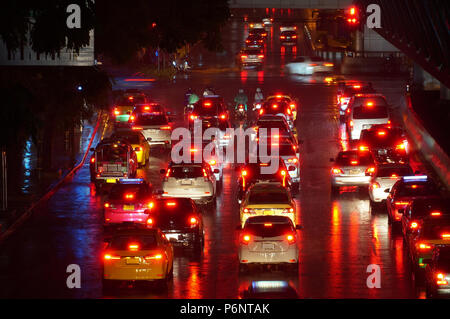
(256, 88), (261, 93)
(238, 89), (244, 94)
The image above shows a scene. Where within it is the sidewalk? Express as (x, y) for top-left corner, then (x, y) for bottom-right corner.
(0, 113), (102, 237)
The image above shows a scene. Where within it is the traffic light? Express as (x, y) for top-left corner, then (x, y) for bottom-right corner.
(346, 6), (359, 25)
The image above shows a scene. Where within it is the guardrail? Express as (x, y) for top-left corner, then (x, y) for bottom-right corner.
(400, 94), (450, 190)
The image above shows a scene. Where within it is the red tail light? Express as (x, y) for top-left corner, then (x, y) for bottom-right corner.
(144, 253), (163, 260)
(417, 242), (432, 250)
(114, 108), (120, 116)
(436, 273), (448, 285)
(220, 113), (227, 120)
(166, 201), (177, 206)
(394, 201), (409, 206)
(332, 167), (344, 175)
(349, 120), (353, 128)
(371, 182), (380, 189)
(104, 253), (120, 260)
(280, 36), (286, 39)
(286, 233), (296, 244)
(160, 125), (171, 130)
(128, 243), (140, 251)
(189, 114), (197, 121)
(258, 55), (264, 58)
(165, 168), (171, 178)
(359, 145), (369, 151)
(124, 193), (134, 200)
(410, 221), (419, 229)
(104, 203), (110, 208)
(90, 157), (95, 163)
(259, 109), (264, 115)
(146, 217), (153, 225)
(431, 211), (442, 216)
(396, 143), (406, 150)
(132, 126), (143, 130)
(287, 158), (298, 164)
(324, 63), (333, 67)
(241, 234), (251, 244)
(365, 167), (375, 174)
(309, 63), (318, 66)
(441, 233), (450, 240)
(350, 160), (359, 165)
(189, 217), (198, 227)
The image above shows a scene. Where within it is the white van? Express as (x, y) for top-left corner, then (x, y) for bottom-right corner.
(347, 101), (390, 141)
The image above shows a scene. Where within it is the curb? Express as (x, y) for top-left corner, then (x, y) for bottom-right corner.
(0, 111), (104, 245)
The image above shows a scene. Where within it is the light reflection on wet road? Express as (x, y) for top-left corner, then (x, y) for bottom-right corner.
(0, 18), (427, 299)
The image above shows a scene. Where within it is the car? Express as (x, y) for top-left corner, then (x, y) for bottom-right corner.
(280, 30), (297, 45)
(265, 93), (299, 121)
(386, 175), (441, 225)
(102, 225), (173, 289)
(129, 110), (172, 149)
(358, 125), (408, 163)
(258, 101), (294, 130)
(89, 138), (138, 187)
(279, 24), (297, 32)
(425, 246), (450, 298)
(103, 179), (153, 225)
(110, 130), (151, 166)
(188, 96), (229, 131)
(112, 93), (149, 125)
(238, 48), (264, 69)
(401, 197), (450, 240)
(249, 28), (267, 38)
(337, 82), (376, 117)
(262, 17), (273, 27)
(237, 160), (294, 203)
(284, 56), (334, 75)
(368, 163), (414, 207)
(160, 162), (217, 207)
(347, 96), (390, 141)
(405, 215), (450, 273)
(238, 216), (300, 272)
(258, 140), (300, 187)
(249, 21), (264, 29)
(146, 198), (204, 253)
(240, 183), (296, 227)
(245, 34), (264, 48)
(254, 115), (297, 145)
(330, 150), (376, 194)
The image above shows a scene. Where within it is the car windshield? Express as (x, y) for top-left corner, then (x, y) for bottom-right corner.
(111, 133), (140, 145)
(152, 202), (195, 228)
(134, 114), (168, 126)
(170, 165), (204, 178)
(116, 96), (146, 105)
(336, 152), (373, 166)
(361, 130), (403, 147)
(248, 191), (289, 204)
(377, 166), (413, 177)
(244, 223), (293, 237)
(108, 184), (150, 200)
(96, 145), (128, 162)
(110, 234), (157, 250)
(396, 182), (439, 197)
(353, 105), (388, 119)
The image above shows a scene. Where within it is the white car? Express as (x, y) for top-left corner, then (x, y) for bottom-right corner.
(262, 18), (273, 27)
(347, 99), (390, 140)
(369, 163), (413, 206)
(285, 56), (334, 75)
(161, 162), (217, 207)
(130, 112), (172, 148)
(238, 216), (299, 272)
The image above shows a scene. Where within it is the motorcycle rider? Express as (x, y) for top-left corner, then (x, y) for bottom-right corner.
(253, 87), (264, 110)
(234, 89), (248, 111)
(203, 87), (215, 97)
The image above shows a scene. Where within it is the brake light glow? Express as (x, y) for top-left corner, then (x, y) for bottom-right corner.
(258, 55), (264, 58)
(241, 55), (247, 59)
(259, 109), (264, 115)
(166, 201), (177, 206)
(190, 114), (198, 121)
(288, 158), (298, 164)
(324, 63), (334, 67)
(396, 143), (406, 150)
(431, 211), (442, 216)
(128, 243), (140, 251)
(353, 85), (361, 89)
(190, 217), (198, 225)
(286, 234), (295, 244)
(395, 201), (409, 206)
(371, 182), (380, 189)
(132, 126), (142, 130)
(264, 223), (272, 227)
(366, 167), (375, 174)
(160, 125), (171, 130)
(220, 113), (227, 120)
(90, 157), (95, 163)
(437, 273), (448, 285)
(114, 109), (120, 115)
(350, 160), (359, 165)
(366, 102), (374, 107)
(104, 203), (110, 208)
(146, 218), (153, 225)
(441, 233), (450, 239)
(410, 221), (418, 229)
(272, 104), (278, 109)
(377, 130), (386, 136)
(145, 254), (163, 260)
(104, 254), (120, 260)
(349, 120), (353, 128)
(209, 159), (216, 166)
(332, 168), (343, 174)
(124, 193), (134, 199)
(242, 234), (251, 243)
(418, 242), (432, 250)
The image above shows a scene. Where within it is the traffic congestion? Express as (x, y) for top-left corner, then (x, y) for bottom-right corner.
(0, 8), (449, 301)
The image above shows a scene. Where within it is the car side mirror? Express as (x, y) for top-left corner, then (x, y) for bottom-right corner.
(147, 137), (152, 142)
(90, 148), (95, 152)
(214, 169), (220, 174)
(288, 166), (296, 171)
(330, 158), (335, 162)
(160, 169), (166, 175)
(384, 189), (390, 193)
(296, 225), (303, 230)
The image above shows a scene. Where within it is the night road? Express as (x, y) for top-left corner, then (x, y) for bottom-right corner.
(0, 16), (440, 299)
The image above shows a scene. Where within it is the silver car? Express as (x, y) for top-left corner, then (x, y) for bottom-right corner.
(330, 150), (376, 194)
(130, 112), (172, 148)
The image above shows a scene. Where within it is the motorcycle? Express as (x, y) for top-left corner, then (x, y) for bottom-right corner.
(235, 104), (247, 122)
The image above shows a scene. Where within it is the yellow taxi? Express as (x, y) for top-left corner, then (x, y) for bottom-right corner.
(111, 130), (150, 166)
(240, 183), (297, 228)
(102, 225), (173, 288)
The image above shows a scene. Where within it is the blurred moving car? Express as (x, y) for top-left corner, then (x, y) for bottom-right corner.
(280, 30), (297, 45)
(425, 246), (450, 298)
(112, 93), (149, 125)
(262, 17), (273, 27)
(337, 82), (376, 117)
(285, 56), (334, 75)
(103, 179), (153, 225)
(110, 130), (151, 166)
(368, 163), (413, 207)
(240, 183), (297, 227)
(386, 175), (441, 225)
(102, 225), (173, 289)
(238, 216), (300, 272)
(161, 162), (217, 208)
(147, 198), (204, 253)
(245, 34), (265, 49)
(249, 28), (268, 38)
(330, 150), (375, 194)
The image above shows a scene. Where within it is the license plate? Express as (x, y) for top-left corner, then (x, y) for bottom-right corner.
(350, 170), (359, 175)
(263, 243), (275, 250)
(106, 179), (116, 184)
(123, 205), (135, 211)
(125, 257), (140, 265)
(181, 180), (192, 185)
(149, 129), (158, 133)
(362, 124), (372, 129)
(263, 210), (273, 215)
(249, 55), (257, 58)
(165, 234), (179, 241)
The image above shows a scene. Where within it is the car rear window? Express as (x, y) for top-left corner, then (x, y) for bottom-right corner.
(110, 235), (157, 250)
(377, 166), (413, 177)
(249, 191), (289, 204)
(108, 185), (151, 200)
(170, 165), (204, 178)
(397, 182), (439, 197)
(116, 96), (146, 105)
(242, 49), (262, 55)
(96, 145), (128, 162)
(244, 223), (294, 237)
(353, 105), (388, 119)
(336, 152), (373, 166)
(111, 133), (140, 145)
(361, 130), (403, 147)
(262, 102), (289, 114)
(135, 114), (168, 126)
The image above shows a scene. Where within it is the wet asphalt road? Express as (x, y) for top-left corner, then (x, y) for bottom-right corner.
(0, 19), (430, 299)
